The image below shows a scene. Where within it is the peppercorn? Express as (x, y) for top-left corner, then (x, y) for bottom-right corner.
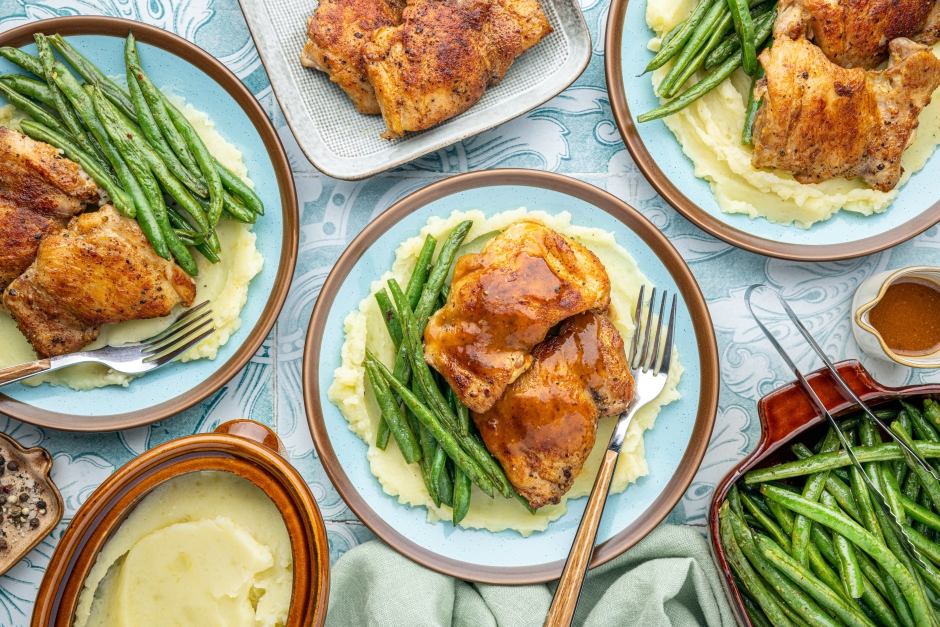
(18, 493), (27, 503)
(29, 518), (39, 529)
(37, 500), (46, 510)
(6, 461), (18, 472)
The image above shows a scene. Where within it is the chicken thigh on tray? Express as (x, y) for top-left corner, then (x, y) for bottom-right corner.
(423, 221), (610, 414)
(473, 311), (635, 509)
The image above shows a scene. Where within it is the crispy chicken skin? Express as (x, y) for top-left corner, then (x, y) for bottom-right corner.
(0, 127), (98, 289)
(774, 0), (935, 68)
(750, 37), (940, 192)
(423, 221), (610, 414)
(3, 206), (196, 358)
(302, 0), (406, 114)
(473, 312), (634, 509)
(364, 0), (552, 138)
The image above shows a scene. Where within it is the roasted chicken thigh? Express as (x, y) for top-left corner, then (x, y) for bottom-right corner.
(4, 206), (196, 357)
(750, 37), (940, 191)
(0, 127), (98, 289)
(302, 0), (406, 114)
(473, 312), (634, 509)
(364, 0), (552, 138)
(774, 0), (937, 68)
(423, 221), (610, 414)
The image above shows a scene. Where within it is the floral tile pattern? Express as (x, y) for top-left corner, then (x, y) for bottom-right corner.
(2, 0), (940, 621)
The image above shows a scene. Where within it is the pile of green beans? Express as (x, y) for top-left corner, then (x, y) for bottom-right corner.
(364, 222), (535, 525)
(721, 399), (940, 627)
(0, 31), (267, 275)
(638, 0), (776, 124)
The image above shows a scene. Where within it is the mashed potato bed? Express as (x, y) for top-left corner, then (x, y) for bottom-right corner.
(328, 208), (684, 536)
(644, 2), (940, 228)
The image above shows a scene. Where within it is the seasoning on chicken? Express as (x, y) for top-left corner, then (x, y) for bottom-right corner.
(0, 126), (98, 290)
(301, 0), (405, 114)
(423, 221), (610, 414)
(364, 0), (552, 138)
(472, 312), (634, 509)
(750, 37), (940, 192)
(773, 0), (938, 68)
(3, 205), (196, 358)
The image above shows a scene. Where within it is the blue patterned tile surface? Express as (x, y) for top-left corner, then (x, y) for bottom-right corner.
(2, 0), (940, 621)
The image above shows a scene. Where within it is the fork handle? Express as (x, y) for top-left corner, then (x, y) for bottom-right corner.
(0, 359), (51, 386)
(545, 448), (620, 627)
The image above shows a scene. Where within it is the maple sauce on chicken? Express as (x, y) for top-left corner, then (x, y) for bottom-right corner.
(868, 278), (940, 356)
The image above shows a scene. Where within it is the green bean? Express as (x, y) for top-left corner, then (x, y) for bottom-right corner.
(644, 0), (717, 73)
(807, 538), (895, 627)
(453, 465), (471, 525)
(792, 435), (839, 566)
(364, 360), (421, 464)
(448, 386), (471, 437)
(375, 289), (403, 350)
(216, 161), (263, 216)
(34, 34), (91, 154)
(50, 63), (155, 226)
(904, 524), (940, 568)
(742, 493), (791, 550)
(819, 490), (865, 598)
(167, 205), (215, 258)
(925, 399), (940, 427)
(900, 494), (940, 533)
(367, 350), (495, 497)
(757, 535), (877, 627)
(123, 38), (208, 200)
(0, 75), (54, 106)
(762, 485), (932, 626)
(704, 3), (774, 70)
(742, 63), (764, 144)
(47, 34), (137, 124)
(637, 7), (775, 123)
(727, 0), (757, 74)
(409, 380), (440, 506)
(159, 90), (224, 225)
(92, 86), (192, 270)
(729, 507), (842, 627)
(0, 80), (73, 139)
(742, 593), (776, 627)
(904, 402), (939, 442)
(852, 466), (886, 547)
(173, 228), (204, 246)
(430, 441), (447, 489)
(18, 119), (133, 217)
(407, 235), (437, 310)
(792, 443), (862, 522)
(746, 442), (940, 483)
(890, 422), (940, 513)
(658, 0), (728, 98)
(0, 47), (43, 77)
(719, 503), (796, 627)
(902, 472), (922, 508)
(436, 459), (454, 508)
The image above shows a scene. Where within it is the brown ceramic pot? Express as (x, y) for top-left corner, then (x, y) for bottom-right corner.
(31, 420), (329, 627)
(707, 360), (940, 626)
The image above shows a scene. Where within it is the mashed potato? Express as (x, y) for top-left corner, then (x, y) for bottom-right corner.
(328, 208), (683, 536)
(0, 98), (264, 390)
(646, 0), (940, 228)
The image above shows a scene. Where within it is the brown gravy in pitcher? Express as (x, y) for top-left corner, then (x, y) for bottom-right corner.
(869, 278), (940, 356)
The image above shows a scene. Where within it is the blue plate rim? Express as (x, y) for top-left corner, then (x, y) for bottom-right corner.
(603, 0), (940, 261)
(302, 168), (720, 584)
(0, 16), (299, 432)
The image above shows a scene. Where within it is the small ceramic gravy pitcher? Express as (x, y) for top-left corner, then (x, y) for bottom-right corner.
(852, 265), (940, 368)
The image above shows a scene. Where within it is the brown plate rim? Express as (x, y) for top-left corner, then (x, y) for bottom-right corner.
(603, 0), (940, 262)
(0, 16), (299, 432)
(301, 168), (720, 584)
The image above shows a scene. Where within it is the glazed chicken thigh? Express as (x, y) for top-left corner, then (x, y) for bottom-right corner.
(4, 206), (196, 357)
(750, 37), (940, 191)
(0, 127), (98, 290)
(774, 0), (936, 68)
(364, 0), (552, 138)
(302, 0), (406, 114)
(423, 221), (610, 414)
(473, 312), (635, 509)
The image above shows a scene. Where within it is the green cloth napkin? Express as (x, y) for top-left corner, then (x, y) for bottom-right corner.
(325, 523), (737, 627)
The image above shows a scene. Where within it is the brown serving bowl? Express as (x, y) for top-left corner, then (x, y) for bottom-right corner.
(707, 360), (940, 626)
(31, 420), (329, 627)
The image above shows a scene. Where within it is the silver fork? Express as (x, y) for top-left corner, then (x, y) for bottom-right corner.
(545, 286), (677, 627)
(0, 301), (215, 387)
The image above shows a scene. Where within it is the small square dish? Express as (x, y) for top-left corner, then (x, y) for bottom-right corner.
(238, 0), (591, 180)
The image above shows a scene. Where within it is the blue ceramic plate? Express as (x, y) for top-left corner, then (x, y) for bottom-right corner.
(0, 18), (297, 431)
(304, 170), (718, 583)
(605, 0), (940, 260)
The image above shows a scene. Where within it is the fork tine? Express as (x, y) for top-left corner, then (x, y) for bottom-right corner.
(648, 290), (668, 373)
(147, 327), (216, 367)
(141, 310), (213, 355)
(638, 287), (657, 372)
(628, 285), (646, 365)
(144, 301), (211, 344)
(143, 317), (214, 358)
(659, 295), (678, 375)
